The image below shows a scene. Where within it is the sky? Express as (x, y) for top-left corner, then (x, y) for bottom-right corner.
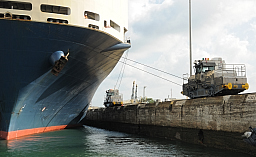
(91, 0), (256, 107)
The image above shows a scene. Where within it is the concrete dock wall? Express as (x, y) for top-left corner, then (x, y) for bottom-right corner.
(82, 93), (256, 155)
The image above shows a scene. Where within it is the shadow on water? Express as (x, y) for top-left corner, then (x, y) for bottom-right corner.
(0, 126), (254, 157)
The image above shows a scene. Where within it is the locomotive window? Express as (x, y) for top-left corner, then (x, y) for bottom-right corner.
(195, 66), (202, 74)
(208, 66), (215, 70)
(202, 66), (215, 73)
(107, 92), (114, 96)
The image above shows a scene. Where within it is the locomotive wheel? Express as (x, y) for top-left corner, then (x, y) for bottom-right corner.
(189, 92), (194, 99)
(209, 87), (215, 96)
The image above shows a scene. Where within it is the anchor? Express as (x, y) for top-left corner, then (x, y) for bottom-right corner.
(51, 50), (69, 76)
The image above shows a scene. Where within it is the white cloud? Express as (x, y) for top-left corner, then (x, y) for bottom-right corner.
(91, 0), (256, 107)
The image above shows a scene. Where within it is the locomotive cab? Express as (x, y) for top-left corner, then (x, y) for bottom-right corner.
(182, 58), (249, 99)
(103, 89), (123, 107)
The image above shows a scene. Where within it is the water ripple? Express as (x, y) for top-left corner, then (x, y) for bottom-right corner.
(0, 126), (253, 157)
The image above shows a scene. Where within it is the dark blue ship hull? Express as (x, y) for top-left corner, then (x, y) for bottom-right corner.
(0, 19), (130, 139)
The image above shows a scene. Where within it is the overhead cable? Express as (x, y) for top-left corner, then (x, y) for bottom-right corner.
(110, 53), (183, 79)
(101, 53), (182, 86)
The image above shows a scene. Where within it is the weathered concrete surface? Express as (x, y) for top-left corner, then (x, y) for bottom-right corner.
(82, 93), (256, 156)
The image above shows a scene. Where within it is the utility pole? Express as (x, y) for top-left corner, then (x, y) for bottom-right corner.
(189, 0), (192, 76)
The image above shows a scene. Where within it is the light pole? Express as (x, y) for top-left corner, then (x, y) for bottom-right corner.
(143, 86), (146, 100)
(189, 0), (192, 76)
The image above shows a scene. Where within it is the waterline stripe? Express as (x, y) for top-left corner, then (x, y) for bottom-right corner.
(0, 125), (67, 140)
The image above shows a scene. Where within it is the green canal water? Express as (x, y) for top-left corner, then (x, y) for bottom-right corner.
(0, 126), (253, 157)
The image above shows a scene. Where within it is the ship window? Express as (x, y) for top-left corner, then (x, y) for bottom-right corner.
(104, 20), (107, 27)
(3, 12), (31, 20)
(5, 12), (11, 18)
(41, 4), (70, 15)
(124, 27), (128, 33)
(84, 11), (99, 21)
(88, 24), (99, 30)
(12, 14), (31, 20)
(110, 20), (120, 32)
(0, 1), (32, 11)
(47, 18), (68, 24)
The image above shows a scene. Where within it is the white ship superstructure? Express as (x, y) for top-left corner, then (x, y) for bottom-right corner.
(0, 0), (128, 41)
